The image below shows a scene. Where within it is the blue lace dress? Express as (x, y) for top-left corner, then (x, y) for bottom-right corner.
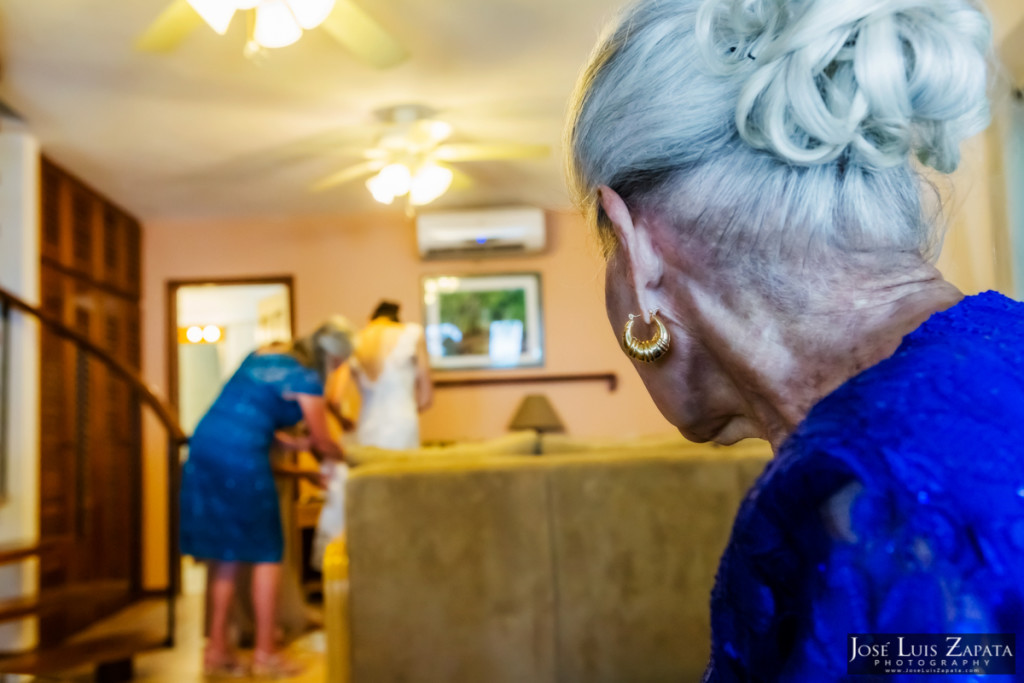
(705, 291), (1024, 681)
(180, 352), (323, 563)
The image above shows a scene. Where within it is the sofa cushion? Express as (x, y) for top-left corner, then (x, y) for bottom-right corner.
(345, 458), (558, 683)
(544, 453), (762, 679)
(342, 446), (773, 683)
(347, 430), (539, 466)
(540, 432), (772, 458)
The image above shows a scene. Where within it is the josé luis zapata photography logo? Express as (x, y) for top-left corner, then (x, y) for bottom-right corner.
(848, 633), (1015, 675)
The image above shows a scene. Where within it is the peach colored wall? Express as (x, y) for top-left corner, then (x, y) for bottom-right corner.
(140, 133), (1013, 588)
(934, 130), (1011, 295)
(140, 209), (672, 589)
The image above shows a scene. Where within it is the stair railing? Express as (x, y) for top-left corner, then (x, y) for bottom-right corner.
(0, 285), (185, 649)
(0, 296), (11, 499)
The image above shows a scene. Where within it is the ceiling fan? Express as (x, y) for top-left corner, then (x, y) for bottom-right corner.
(308, 104), (551, 208)
(135, 0), (408, 68)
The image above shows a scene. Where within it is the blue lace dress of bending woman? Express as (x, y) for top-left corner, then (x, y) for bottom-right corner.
(180, 351), (323, 564)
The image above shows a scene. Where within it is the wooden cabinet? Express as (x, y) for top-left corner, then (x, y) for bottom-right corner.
(37, 157), (143, 646)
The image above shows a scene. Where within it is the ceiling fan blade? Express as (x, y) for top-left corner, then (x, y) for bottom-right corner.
(135, 0), (205, 52)
(448, 166), (474, 191)
(433, 143), (551, 162)
(310, 160), (386, 192)
(319, 0), (409, 69)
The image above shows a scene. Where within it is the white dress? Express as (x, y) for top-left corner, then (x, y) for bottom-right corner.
(313, 324), (423, 569)
(352, 323), (422, 450)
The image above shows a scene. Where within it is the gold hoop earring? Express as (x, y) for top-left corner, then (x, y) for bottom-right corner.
(622, 310), (670, 363)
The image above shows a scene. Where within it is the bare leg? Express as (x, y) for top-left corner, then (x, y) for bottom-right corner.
(252, 562), (302, 675)
(251, 562), (281, 655)
(207, 561), (240, 664)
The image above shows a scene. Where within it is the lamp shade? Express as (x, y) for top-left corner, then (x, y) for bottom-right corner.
(508, 394), (564, 433)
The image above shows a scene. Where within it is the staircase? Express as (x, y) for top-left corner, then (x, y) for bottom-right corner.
(0, 287), (185, 681)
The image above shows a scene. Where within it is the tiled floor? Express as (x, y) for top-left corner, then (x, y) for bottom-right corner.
(51, 594), (327, 683)
(136, 597), (326, 683)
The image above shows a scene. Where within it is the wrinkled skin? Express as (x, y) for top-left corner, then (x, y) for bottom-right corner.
(599, 185), (963, 450)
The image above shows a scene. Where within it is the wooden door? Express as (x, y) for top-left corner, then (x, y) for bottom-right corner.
(37, 158), (143, 646)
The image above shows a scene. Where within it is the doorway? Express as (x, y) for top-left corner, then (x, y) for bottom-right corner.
(167, 276), (295, 594)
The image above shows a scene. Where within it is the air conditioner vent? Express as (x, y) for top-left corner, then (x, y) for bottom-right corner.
(416, 207), (545, 259)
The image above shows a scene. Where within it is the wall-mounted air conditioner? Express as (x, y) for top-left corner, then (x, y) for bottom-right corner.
(416, 206), (546, 259)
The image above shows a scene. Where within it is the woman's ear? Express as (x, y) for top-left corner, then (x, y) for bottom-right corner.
(598, 185), (664, 321)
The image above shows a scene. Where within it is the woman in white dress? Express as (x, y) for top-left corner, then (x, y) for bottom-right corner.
(314, 302), (433, 567)
(343, 300), (434, 449)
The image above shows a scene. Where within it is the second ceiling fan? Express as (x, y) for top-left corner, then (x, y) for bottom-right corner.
(135, 0), (408, 68)
(311, 104), (552, 208)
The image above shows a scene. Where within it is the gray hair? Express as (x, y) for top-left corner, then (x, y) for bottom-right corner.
(291, 315), (354, 383)
(565, 0), (991, 266)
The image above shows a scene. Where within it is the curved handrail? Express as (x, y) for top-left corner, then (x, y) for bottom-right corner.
(0, 286), (186, 444)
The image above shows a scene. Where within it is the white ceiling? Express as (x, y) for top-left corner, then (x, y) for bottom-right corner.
(2, 0), (1022, 224)
(0, 0), (625, 221)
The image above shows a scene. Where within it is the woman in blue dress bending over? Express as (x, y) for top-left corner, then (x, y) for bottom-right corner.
(180, 316), (352, 676)
(567, 0), (1024, 679)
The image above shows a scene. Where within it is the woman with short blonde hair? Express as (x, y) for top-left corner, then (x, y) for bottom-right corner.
(180, 317), (353, 676)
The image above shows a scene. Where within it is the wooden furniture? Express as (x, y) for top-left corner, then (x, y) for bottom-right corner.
(434, 372), (618, 392)
(0, 287), (182, 680)
(0, 156), (178, 679)
(283, 451), (325, 597)
(296, 500), (325, 530)
(36, 157), (144, 646)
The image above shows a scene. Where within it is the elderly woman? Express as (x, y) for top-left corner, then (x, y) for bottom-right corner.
(567, 0), (1023, 679)
(180, 316), (353, 676)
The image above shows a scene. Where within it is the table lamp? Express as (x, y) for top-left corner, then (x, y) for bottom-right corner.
(509, 394), (565, 454)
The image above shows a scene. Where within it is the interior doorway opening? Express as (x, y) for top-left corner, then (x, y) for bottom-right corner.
(167, 277), (295, 595)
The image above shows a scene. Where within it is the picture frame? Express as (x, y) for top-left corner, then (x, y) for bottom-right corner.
(421, 272), (544, 370)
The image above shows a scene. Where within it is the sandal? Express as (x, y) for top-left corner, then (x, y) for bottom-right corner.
(203, 648), (249, 678)
(251, 650), (305, 678)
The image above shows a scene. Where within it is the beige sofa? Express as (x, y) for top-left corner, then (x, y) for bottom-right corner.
(325, 433), (772, 683)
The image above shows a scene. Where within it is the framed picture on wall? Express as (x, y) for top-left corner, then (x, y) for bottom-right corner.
(421, 272), (543, 370)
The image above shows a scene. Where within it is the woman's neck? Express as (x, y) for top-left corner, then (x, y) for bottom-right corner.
(689, 260), (963, 449)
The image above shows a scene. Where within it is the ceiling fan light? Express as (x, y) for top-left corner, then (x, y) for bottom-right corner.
(186, 0), (236, 34)
(254, 1), (303, 48)
(378, 163), (412, 196)
(366, 174), (396, 205)
(286, 0), (336, 30)
(427, 120), (453, 143)
(410, 164), (454, 206)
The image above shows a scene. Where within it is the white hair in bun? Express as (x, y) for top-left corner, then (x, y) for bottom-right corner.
(697, 0), (991, 173)
(565, 0), (992, 267)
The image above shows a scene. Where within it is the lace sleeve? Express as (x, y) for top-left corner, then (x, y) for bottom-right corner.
(780, 469), (1019, 679)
